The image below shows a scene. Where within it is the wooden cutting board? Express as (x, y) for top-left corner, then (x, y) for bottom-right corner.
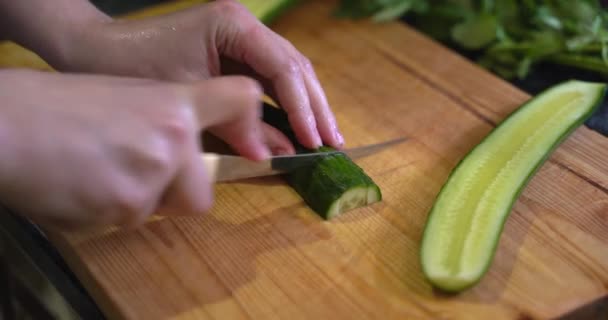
(2, 1), (608, 319)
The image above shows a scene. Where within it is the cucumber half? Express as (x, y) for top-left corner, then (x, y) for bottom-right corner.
(262, 103), (382, 219)
(420, 80), (607, 292)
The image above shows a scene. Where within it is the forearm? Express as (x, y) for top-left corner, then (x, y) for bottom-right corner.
(0, 0), (110, 69)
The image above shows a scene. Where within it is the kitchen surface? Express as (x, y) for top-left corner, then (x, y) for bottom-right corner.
(1, 0), (608, 319)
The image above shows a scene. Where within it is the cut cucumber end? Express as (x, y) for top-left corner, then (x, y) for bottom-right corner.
(421, 270), (479, 292)
(326, 185), (382, 219)
(420, 80), (607, 292)
(367, 184), (382, 203)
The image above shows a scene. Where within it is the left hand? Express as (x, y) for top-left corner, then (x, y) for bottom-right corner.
(55, 0), (344, 154)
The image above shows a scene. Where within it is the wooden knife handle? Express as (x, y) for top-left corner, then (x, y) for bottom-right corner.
(200, 153), (220, 182)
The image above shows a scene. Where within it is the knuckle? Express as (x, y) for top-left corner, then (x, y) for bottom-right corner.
(155, 89), (196, 146)
(280, 56), (301, 77)
(231, 76), (263, 103)
(300, 56), (314, 71)
(162, 109), (194, 146)
(209, 0), (246, 17)
(241, 77), (263, 100)
(240, 21), (264, 40)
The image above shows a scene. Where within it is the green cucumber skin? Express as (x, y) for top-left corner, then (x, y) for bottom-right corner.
(262, 103), (381, 218)
(420, 80), (607, 293)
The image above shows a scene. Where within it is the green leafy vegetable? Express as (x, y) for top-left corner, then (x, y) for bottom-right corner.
(452, 13), (498, 49)
(334, 0), (608, 80)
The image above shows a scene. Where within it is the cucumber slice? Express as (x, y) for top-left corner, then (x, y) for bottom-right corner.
(262, 103), (382, 219)
(287, 146), (382, 219)
(420, 80), (607, 292)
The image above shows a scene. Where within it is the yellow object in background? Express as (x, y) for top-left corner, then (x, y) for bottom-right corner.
(0, 42), (53, 71)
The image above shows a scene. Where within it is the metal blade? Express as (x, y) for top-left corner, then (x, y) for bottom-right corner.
(341, 137), (408, 160)
(213, 151), (339, 182)
(213, 136), (407, 182)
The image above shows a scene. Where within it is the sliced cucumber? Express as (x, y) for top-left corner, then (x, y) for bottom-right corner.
(286, 146), (381, 219)
(420, 80), (607, 292)
(262, 103), (382, 219)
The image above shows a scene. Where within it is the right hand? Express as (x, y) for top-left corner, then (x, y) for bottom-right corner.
(0, 69), (267, 230)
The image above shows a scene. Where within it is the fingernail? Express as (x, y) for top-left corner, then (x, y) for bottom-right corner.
(335, 131), (344, 147)
(313, 133), (323, 148)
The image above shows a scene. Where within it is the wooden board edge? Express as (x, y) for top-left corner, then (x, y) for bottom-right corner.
(45, 231), (127, 320)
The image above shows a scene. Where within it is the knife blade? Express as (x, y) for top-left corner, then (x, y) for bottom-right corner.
(201, 137), (407, 182)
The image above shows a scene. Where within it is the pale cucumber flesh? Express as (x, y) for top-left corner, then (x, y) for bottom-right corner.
(420, 80), (607, 292)
(327, 186), (382, 219)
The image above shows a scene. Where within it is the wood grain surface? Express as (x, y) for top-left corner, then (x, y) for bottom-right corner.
(2, 1), (608, 319)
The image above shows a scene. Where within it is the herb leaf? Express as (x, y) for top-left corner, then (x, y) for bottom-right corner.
(451, 13), (498, 49)
(334, 0), (608, 79)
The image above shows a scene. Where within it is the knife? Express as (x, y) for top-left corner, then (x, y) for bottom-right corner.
(201, 137), (407, 182)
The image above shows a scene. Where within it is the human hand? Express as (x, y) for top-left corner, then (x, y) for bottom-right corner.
(0, 69), (266, 230)
(54, 0), (344, 153)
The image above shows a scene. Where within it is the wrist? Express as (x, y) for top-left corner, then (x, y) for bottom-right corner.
(42, 11), (113, 72)
(2, 1), (112, 71)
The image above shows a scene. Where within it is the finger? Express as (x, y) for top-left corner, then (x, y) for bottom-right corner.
(207, 118), (268, 160)
(187, 76), (270, 161)
(159, 76), (270, 216)
(218, 13), (322, 149)
(267, 35), (344, 149)
(262, 122), (296, 155)
(158, 148), (213, 216)
(211, 120), (296, 156)
(228, 43), (344, 150)
(296, 53), (344, 149)
(220, 56), (277, 98)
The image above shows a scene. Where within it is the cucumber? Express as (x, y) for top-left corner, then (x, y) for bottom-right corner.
(287, 146), (382, 219)
(420, 80), (607, 292)
(262, 103), (381, 219)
